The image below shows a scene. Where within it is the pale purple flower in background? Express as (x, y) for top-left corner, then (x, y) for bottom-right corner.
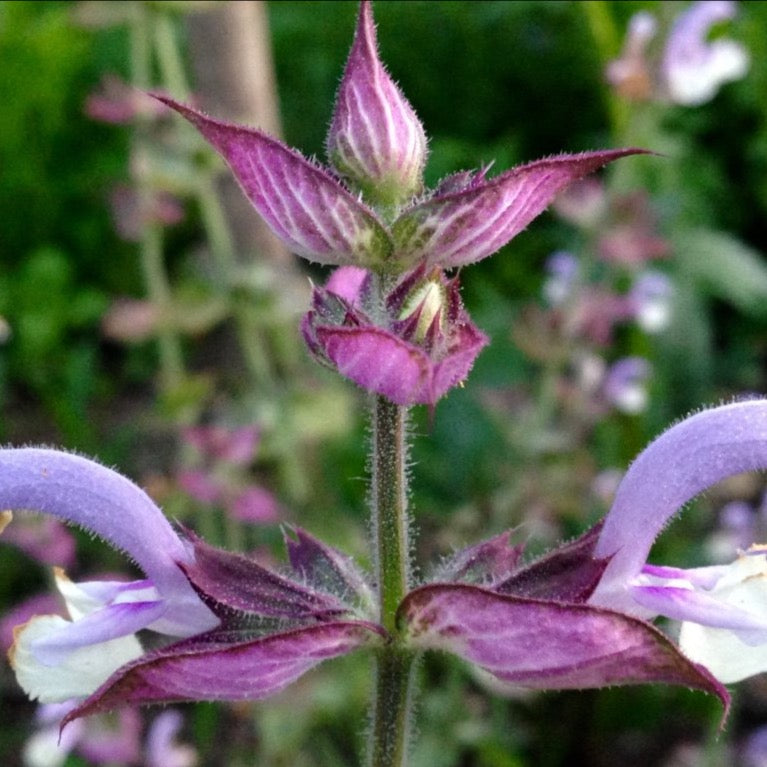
(1, 515), (76, 568)
(177, 469), (221, 505)
(597, 192), (670, 266)
(85, 75), (169, 125)
(542, 251), (579, 307)
(110, 185), (184, 243)
(606, 11), (658, 101)
(663, 1), (750, 106)
(145, 710), (198, 767)
(608, 1), (749, 107)
(22, 702), (85, 767)
(706, 492), (767, 563)
(568, 288), (632, 346)
(630, 270), (674, 333)
(21, 702), (196, 767)
(602, 357), (651, 414)
(22, 702), (141, 767)
(178, 424), (280, 525)
(183, 425), (259, 466)
(573, 352), (607, 398)
(101, 298), (161, 343)
(156, 0), (642, 405)
(590, 468), (624, 507)
(552, 178), (607, 228)
(230, 486), (280, 525)
(742, 726), (767, 767)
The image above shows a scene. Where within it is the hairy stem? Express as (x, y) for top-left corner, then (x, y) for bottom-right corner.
(371, 396), (410, 632)
(367, 395), (414, 766)
(368, 648), (416, 767)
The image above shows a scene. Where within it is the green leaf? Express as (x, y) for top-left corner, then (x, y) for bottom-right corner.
(675, 228), (767, 315)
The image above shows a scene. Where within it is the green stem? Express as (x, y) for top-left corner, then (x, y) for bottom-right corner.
(580, 0), (627, 138)
(368, 649), (416, 767)
(367, 394), (414, 767)
(153, 7), (280, 391)
(371, 395), (410, 631)
(130, 3), (184, 392)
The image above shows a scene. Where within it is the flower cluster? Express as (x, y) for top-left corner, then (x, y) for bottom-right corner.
(177, 424), (280, 525)
(4, 400), (767, 723)
(156, 1), (640, 406)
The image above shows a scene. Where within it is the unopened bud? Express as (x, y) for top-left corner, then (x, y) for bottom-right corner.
(326, 1), (427, 210)
(398, 280), (445, 343)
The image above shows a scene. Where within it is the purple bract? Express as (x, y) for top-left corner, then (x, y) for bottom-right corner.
(155, 0), (643, 404)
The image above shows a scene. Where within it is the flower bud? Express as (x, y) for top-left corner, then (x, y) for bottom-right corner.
(326, 1), (427, 210)
(397, 279), (445, 344)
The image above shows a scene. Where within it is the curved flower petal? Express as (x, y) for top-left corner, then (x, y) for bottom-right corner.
(315, 321), (487, 406)
(0, 449), (217, 634)
(399, 584), (728, 708)
(630, 584), (767, 637)
(30, 601), (168, 665)
(63, 622), (384, 723)
(591, 400), (767, 612)
(392, 149), (646, 269)
(326, 0), (427, 206)
(10, 615), (144, 703)
(157, 96), (393, 268)
(676, 551), (767, 682)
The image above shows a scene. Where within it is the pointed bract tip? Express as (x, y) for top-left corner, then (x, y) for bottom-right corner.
(326, 0), (427, 209)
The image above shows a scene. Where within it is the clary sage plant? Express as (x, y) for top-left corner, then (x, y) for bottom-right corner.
(4, 3), (767, 766)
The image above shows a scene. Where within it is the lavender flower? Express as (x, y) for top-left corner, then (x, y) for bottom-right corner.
(630, 270), (674, 333)
(145, 710), (198, 767)
(156, 1), (641, 405)
(1, 514), (76, 568)
(12, 401), (767, 721)
(663, 1), (750, 107)
(0, 449), (382, 722)
(22, 703), (196, 767)
(542, 251), (579, 307)
(609, 1), (749, 106)
(590, 400), (767, 684)
(602, 356), (651, 414)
